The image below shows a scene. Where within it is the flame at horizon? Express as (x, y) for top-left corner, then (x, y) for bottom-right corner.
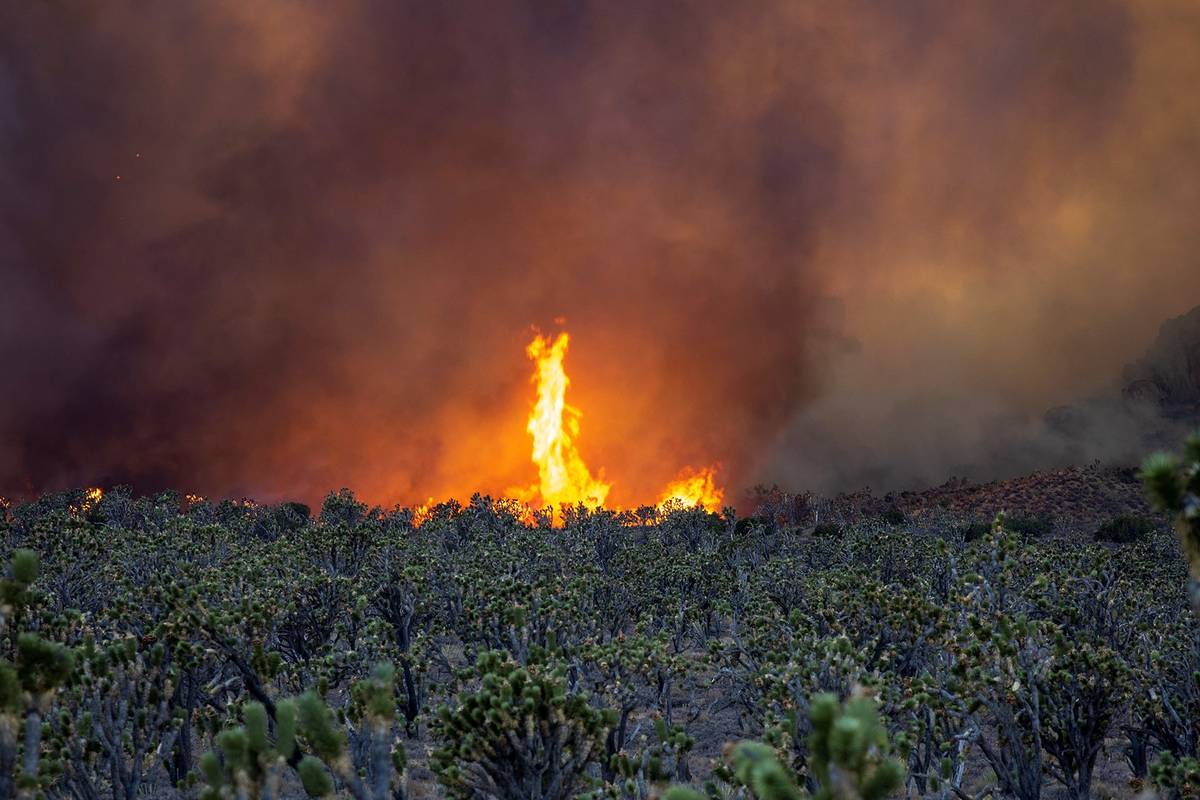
(515, 332), (612, 510)
(513, 330), (724, 515)
(658, 466), (724, 512)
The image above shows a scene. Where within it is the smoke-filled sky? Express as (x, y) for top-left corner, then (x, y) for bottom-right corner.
(3, 1), (1200, 506)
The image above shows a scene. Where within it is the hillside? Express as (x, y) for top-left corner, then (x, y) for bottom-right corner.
(886, 463), (1153, 529)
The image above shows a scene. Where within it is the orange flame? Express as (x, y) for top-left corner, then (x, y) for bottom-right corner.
(658, 466), (725, 512)
(509, 330), (724, 516)
(518, 332), (611, 510)
(411, 497), (434, 527)
(81, 487), (103, 513)
(68, 486), (104, 517)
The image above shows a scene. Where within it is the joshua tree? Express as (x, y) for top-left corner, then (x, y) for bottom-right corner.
(663, 692), (903, 800)
(0, 550), (74, 799)
(432, 650), (614, 800)
(199, 663), (408, 800)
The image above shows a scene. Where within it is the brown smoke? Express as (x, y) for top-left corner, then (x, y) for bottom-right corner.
(2, 1), (1199, 506)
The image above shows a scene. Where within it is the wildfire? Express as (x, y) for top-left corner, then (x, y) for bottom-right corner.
(518, 332), (611, 509)
(68, 486), (104, 517)
(511, 330), (724, 515)
(411, 497), (434, 527)
(658, 466), (725, 511)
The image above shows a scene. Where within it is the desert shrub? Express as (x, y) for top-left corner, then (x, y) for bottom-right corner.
(1094, 513), (1156, 543)
(958, 520), (992, 542)
(1004, 514), (1054, 539)
(879, 506), (906, 526)
(804, 693), (904, 800)
(575, 633), (691, 780)
(812, 523), (842, 539)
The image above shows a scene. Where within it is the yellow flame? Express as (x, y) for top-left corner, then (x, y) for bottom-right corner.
(520, 332), (610, 510)
(658, 466), (724, 512)
(411, 497), (434, 526)
(504, 329), (724, 517)
(81, 487), (103, 512)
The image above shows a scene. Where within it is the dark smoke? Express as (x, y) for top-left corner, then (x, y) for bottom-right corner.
(2, 2), (1199, 505)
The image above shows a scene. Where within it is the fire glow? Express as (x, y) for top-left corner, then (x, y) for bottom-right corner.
(34, 337), (726, 520)
(67, 486), (103, 517)
(513, 331), (724, 515)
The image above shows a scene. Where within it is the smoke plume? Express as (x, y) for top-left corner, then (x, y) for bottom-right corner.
(2, 1), (1199, 506)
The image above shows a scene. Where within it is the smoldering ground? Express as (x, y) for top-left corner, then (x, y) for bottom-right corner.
(2, 1), (1199, 506)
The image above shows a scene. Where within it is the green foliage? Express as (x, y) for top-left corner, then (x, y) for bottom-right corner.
(319, 488), (369, 527)
(1141, 436), (1200, 800)
(196, 700), (293, 800)
(1142, 432), (1200, 578)
(15, 634), (72, 695)
(1152, 751), (1200, 800)
(593, 717), (695, 799)
(807, 693), (904, 800)
(273, 501), (312, 534)
(432, 649), (615, 800)
(0, 549), (74, 799)
(198, 665), (407, 800)
(296, 691), (344, 762)
(297, 755), (334, 797)
(663, 693), (902, 800)
(46, 633), (181, 799)
(8, 550), (37, 587)
(0, 482), (1192, 800)
(727, 741), (804, 800)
